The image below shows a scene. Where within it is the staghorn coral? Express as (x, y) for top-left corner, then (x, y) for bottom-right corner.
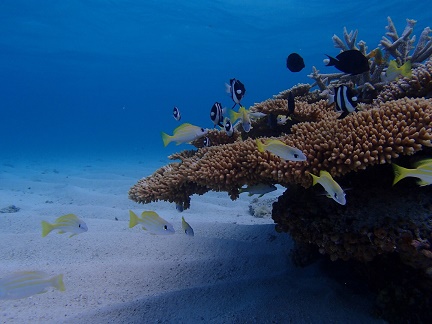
(130, 97), (432, 209)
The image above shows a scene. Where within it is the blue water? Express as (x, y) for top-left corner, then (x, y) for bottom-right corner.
(0, 0), (429, 160)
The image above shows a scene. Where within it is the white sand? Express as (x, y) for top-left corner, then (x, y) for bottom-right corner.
(0, 156), (383, 323)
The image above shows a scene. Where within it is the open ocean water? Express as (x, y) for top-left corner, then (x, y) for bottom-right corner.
(0, 0), (429, 161)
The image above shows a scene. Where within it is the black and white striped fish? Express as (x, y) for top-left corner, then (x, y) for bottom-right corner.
(225, 78), (246, 108)
(223, 117), (234, 137)
(210, 102), (225, 127)
(328, 85), (358, 119)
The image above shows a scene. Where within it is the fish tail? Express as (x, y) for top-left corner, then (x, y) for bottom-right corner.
(229, 109), (240, 122)
(161, 132), (171, 147)
(129, 210), (139, 228)
(41, 221), (54, 237)
(392, 163), (409, 185)
(224, 83), (231, 94)
(401, 60), (412, 77)
(52, 274), (66, 292)
(310, 173), (319, 186)
(256, 139), (265, 152)
(325, 54), (338, 66)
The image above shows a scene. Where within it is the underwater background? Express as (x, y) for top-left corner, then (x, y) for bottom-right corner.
(0, 0), (429, 160)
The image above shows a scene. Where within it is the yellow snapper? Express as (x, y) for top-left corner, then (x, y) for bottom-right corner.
(41, 213), (88, 238)
(229, 106), (252, 132)
(161, 123), (208, 147)
(310, 170), (346, 205)
(129, 210), (175, 235)
(0, 271), (65, 300)
(392, 159), (432, 186)
(256, 138), (307, 162)
(382, 60), (412, 82)
(181, 216), (194, 237)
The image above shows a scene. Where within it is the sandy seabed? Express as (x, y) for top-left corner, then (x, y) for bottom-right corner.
(0, 155), (384, 323)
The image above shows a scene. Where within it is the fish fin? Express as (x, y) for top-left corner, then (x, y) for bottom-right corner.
(401, 60), (412, 78)
(161, 132), (171, 147)
(248, 193), (253, 197)
(69, 233), (77, 238)
(54, 274), (66, 292)
(325, 54), (338, 66)
(57, 230), (65, 234)
(256, 139), (265, 153)
(310, 173), (319, 186)
(129, 210), (139, 228)
(392, 163), (408, 185)
(41, 221), (54, 237)
(258, 194), (264, 198)
(417, 179), (430, 186)
(225, 83), (231, 94)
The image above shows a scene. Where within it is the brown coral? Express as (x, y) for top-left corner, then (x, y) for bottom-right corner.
(129, 97), (432, 208)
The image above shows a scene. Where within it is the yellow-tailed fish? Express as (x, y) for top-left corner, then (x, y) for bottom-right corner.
(229, 106), (251, 132)
(41, 213), (88, 238)
(129, 210), (175, 235)
(382, 60), (412, 82)
(256, 138), (306, 162)
(310, 170), (346, 205)
(392, 161), (432, 186)
(161, 123), (208, 147)
(181, 216), (194, 237)
(0, 271), (65, 300)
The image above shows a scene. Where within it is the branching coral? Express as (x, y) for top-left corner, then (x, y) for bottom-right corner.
(129, 97), (432, 209)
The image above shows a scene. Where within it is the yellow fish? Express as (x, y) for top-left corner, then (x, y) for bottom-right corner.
(129, 210), (175, 235)
(161, 123), (208, 147)
(256, 138), (306, 161)
(368, 48), (386, 65)
(392, 159), (432, 186)
(310, 170), (346, 205)
(382, 60), (412, 82)
(41, 213), (88, 238)
(229, 106), (252, 132)
(0, 271), (65, 300)
(181, 216), (194, 237)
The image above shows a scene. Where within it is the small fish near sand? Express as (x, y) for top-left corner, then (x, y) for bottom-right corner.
(181, 216), (194, 237)
(256, 138), (307, 162)
(41, 213), (88, 238)
(161, 123), (208, 147)
(225, 78), (246, 108)
(328, 85), (358, 119)
(129, 210), (175, 235)
(310, 170), (346, 205)
(239, 183), (277, 197)
(286, 53), (305, 72)
(0, 271), (65, 300)
(324, 49), (370, 75)
(392, 159), (432, 186)
(172, 106), (181, 121)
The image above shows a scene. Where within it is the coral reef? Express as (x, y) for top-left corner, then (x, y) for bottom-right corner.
(129, 17), (432, 321)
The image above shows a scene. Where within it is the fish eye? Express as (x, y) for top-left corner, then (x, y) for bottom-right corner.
(78, 224), (81, 228)
(294, 154), (299, 158)
(164, 225), (168, 230)
(334, 192), (338, 199)
(201, 128), (205, 132)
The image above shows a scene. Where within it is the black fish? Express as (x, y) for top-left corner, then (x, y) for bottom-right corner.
(225, 78), (245, 108)
(325, 50), (369, 75)
(203, 137), (211, 147)
(210, 102), (224, 127)
(224, 117), (234, 137)
(286, 53), (305, 72)
(173, 106), (181, 121)
(287, 91), (295, 115)
(329, 85), (358, 119)
(267, 114), (277, 129)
